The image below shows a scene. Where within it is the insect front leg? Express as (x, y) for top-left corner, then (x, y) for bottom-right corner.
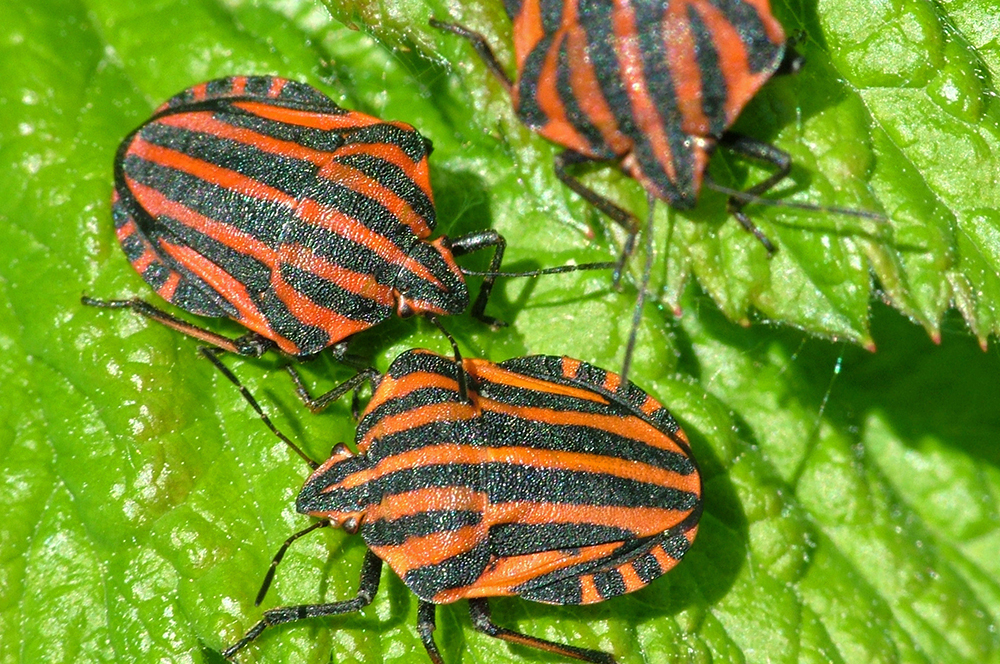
(285, 364), (382, 414)
(448, 230), (507, 328)
(222, 550), (383, 661)
(416, 601), (446, 664)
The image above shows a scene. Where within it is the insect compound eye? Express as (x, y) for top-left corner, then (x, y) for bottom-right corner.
(342, 515), (361, 534)
(331, 442), (353, 459)
(397, 299), (415, 318)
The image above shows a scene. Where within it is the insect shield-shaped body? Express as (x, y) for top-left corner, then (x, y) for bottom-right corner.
(433, 1), (793, 253)
(87, 76), (510, 358)
(226, 349), (702, 663)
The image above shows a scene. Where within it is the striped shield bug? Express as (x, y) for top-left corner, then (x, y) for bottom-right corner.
(84, 76), (612, 363)
(207, 346), (702, 663)
(431, 2), (881, 268)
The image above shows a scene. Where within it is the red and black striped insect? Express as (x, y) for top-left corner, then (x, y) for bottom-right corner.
(84, 75), (609, 361)
(210, 347), (702, 663)
(432, 1), (843, 261)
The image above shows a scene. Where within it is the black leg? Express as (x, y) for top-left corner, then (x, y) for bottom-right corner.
(81, 296), (274, 357)
(619, 192), (657, 387)
(554, 150), (640, 287)
(285, 365), (381, 414)
(223, 550), (383, 661)
(429, 19), (513, 92)
(717, 133), (791, 254)
(199, 348), (318, 469)
(255, 520), (331, 606)
(448, 230), (507, 328)
(468, 599), (617, 664)
(416, 601), (445, 664)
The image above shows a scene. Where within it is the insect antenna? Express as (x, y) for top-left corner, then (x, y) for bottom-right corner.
(427, 316), (471, 404)
(199, 347), (318, 469)
(255, 519), (332, 606)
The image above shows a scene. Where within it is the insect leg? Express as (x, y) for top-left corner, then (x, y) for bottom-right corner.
(416, 601), (446, 664)
(223, 550), (383, 661)
(467, 599), (617, 664)
(81, 296), (274, 357)
(285, 365), (381, 414)
(429, 19), (513, 92)
(718, 134), (791, 254)
(554, 150), (641, 287)
(448, 230), (507, 328)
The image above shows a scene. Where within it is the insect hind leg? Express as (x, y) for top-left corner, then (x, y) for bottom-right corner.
(717, 133), (791, 255)
(467, 598), (616, 664)
(429, 19), (513, 92)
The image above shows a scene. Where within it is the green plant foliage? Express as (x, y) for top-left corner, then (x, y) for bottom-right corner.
(0, 1), (997, 663)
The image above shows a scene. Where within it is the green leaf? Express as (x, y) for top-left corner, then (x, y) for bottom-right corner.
(1, 1), (997, 663)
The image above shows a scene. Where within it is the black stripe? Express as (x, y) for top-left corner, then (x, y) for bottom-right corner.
(490, 522), (636, 557)
(224, 107), (348, 153)
(593, 568), (626, 599)
(578, 0), (638, 142)
(401, 539), (492, 601)
(711, 0), (782, 73)
(333, 152), (435, 227)
(515, 31), (558, 130)
(555, 33), (614, 158)
(135, 121), (317, 219)
(340, 462), (697, 512)
(626, 1), (695, 205)
(279, 262), (394, 325)
(632, 551), (663, 584)
(363, 510), (483, 547)
(339, 123), (431, 164)
(687, 5), (728, 136)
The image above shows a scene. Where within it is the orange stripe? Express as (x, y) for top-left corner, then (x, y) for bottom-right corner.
(157, 112), (342, 166)
(487, 501), (694, 536)
(115, 217), (137, 242)
(561, 356), (581, 379)
(366, 486), (489, 523)
(231, 76), (247, 95)
(511, 0), (546, 76)
(611, 0), (677, 184)
(532, 29), (593, 154)
(370, 524), (487, 574)
(131, 248), (156, 274)
(479, 398), (692, 459)
(234, 101), (384, 131)
(130, 137), (298, 209)
(664, 1), (710, 136)
(640, 396), (659, 416)
(157, 271), (182, 301)
(157, 241), (286, 349)
(470, 359), (609, 404)
(434, 540), (624, 603)
(617, 561), (647, 595)
(579, 572), (602, 604)
(267, 78), (286, 98)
